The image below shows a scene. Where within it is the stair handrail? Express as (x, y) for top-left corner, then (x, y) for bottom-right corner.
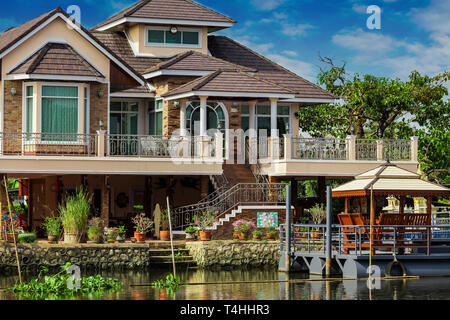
(245, 139), (270, 185)
(172, 182), (287, 230)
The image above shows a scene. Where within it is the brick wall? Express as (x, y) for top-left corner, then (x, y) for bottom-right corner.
(90, 83), (109, 133)
(212, 208), (294, 240)
(3, 80), (23, 133)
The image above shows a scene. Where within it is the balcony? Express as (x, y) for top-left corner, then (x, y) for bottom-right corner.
(0, 132), (223, 176)
(258, 135), (419, 177)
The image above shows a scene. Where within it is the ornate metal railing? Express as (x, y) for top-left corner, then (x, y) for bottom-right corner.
(172, 183), (287, 230)
(0, 132), (96, 156)
(356, 139), (378, 160)
(383, 139), (411, 161)
(291, 138), (347, 160)
(107, 135), (216, 158)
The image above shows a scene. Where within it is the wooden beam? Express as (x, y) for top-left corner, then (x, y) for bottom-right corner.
(344, 197), (349, 214)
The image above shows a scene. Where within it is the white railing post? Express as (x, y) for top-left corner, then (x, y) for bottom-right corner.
(347, 135), (356, 161)
(377, 139), (384, 161)
(215, 132), (223, 161)
(269, 136), (280, 160)
(284, 134), (292, 160)
(96, 130), (106, 158)
(410, 136), (418, 162)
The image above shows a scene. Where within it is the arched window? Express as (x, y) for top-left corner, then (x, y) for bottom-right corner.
(186, 101), (227, 136)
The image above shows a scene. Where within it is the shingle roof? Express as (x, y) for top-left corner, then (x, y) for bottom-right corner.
(91, 31), (165, 74)
(162, 69), (294, 98)
(208, 35), (337, 100)
(93, 0), (236, 30)
(144, 50), (255, 74)
(0, 8), (59, 56)
(9, 42), (104, 78)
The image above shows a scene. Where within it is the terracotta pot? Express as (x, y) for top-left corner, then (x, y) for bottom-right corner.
(239, 232), (248, 241)
(266, 233), (276, 240)
(134, 232), (146, 242)
(199, 230), (212, 241)
(160, 230), (170, 241)
(6, 233), (18, 243)
(233, 232), (240, 240)
(252, 234), (262, 241)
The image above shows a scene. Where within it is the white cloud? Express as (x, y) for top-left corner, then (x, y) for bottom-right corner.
(281, 23), (314, 37)
(250, 0), (287, 11)
(410, 0), (450, 35)
(352, 4), (367, 14)
(332, 28), (397, 53)
(266, 54), (316, 82)
(282, 50), (298, 57)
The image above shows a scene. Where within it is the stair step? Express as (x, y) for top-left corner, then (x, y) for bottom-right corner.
(148, 249), (190, 256)
(149, 256), (195, 264)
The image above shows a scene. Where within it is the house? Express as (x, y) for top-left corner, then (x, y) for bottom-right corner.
(0, 0), (419, 238)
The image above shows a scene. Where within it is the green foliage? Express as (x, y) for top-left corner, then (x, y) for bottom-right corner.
(252, 230), (263, 236)
(117, 225), (127, 234)
(152, 273), (180, 295)
(132, 213), (154, 234)
(184, 226), (197, 233)
(87, 226), (102, 239)
(59, 188), (92, 235)
(42, 216), (61, 236)
(13, 204), (27, 216)
(160, 209), (171, 231)
(18, 232), (36, 244)
(6, 263), (122, 300)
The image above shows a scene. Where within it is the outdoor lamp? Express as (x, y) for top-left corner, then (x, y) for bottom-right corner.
(173, 101), (179, 109)
(10, 87), (16, 96)
(97, 88), (105, 98)
(231, 102), (238, 113)
(99, 120), (104, 130)
(170, 26), (178, 34)
(294, 112), (300, 119)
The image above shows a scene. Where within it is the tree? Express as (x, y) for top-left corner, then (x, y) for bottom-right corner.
(298, 55), (449, 139)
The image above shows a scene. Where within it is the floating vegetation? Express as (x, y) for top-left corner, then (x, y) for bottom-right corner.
(5, 263), (123, 300)
(152, 273), (181, 297)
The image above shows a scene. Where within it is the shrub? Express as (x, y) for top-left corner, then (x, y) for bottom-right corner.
(252, 230), (263, 236)
(59, 188), (92, 236)
(192, 211), (218, 231)
(18, 232), (36, 244)
(185, 226), (197, 233)
(42, 216), (61, 236)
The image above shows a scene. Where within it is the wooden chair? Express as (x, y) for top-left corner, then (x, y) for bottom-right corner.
(338, 213), (372, 254)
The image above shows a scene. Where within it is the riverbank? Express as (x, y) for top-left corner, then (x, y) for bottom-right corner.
(0, 240), (281, 274)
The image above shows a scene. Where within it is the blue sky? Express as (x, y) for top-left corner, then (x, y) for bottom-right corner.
(0, 0), (449, 86)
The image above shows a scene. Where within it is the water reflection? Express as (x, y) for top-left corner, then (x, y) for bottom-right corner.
(2, 268), (450, 300)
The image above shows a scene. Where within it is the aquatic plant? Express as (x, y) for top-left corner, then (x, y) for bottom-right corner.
(152, 273), (180, 297)
(6, 263), (122, 300)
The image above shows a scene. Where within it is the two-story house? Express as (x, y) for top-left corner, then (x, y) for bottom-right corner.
(0, 0), (418, 238)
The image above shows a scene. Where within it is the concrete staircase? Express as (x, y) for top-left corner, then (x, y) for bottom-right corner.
(222, 164), (257, 185)
(148, 242), (195, 265)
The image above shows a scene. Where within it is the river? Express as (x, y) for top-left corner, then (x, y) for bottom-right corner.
(1, 267), (449, 300)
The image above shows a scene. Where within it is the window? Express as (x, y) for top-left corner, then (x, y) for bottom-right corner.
(254, 104), (291, 137)
(149, 100), (163, 136)
(110, 101), (139, 135)
(25, 85), (34, 133)
(146, 27), (200, 47)
(41, 85), (78, 139)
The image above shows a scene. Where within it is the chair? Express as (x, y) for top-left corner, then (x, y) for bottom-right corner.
(338, 213), (372, 254)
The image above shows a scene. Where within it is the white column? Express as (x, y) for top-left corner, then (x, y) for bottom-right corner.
(248, 100), (257, 138)
(270, 98), (278, 137)
(179, 100), (187, 136)
(199, 96), (208, 136)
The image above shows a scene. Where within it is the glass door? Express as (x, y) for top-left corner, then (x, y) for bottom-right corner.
(110, 101), (139, 155)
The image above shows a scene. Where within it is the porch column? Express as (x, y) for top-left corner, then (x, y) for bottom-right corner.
(199, 96), (208, 136)
(180, 99), (187, 136)
(318, 176), (326, 206)
(101, 175), (110, 227)
(248, 100), (257, 138)
(270, 98), (278, 137)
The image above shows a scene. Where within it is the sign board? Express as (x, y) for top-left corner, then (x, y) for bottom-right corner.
(257, 212), (278, 228)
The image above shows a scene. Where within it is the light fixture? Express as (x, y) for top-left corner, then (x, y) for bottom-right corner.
(170, 26), (178, 34)
(231, 102), (238, 113)
(10, 87), (16, 96)
(99, 120), (104, 130)
(97, 88), (104, 98)
(173, 101), (179, 109)
(294, 112), (299, 119)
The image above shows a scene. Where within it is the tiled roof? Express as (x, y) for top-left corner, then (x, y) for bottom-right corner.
(144, 50), (255, 74)
(91, 31), (165, 75)
(93, 0), (236, 30)
(208, 35), (337, 100)
(0, 8), (59, 56)
(9, 43), (104, 78)
(162, 69), (294, 98)
(111, 85), (153, 95)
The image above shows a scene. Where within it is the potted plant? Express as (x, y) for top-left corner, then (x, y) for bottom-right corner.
(132, 213), (154, 242)
(42, 216), (61, 243)
(252, 230), (263, 240)
(184, 226), (197, 241)
(265, 228), (278, 240)
(192, 211), (217, 241)
(295, 217), (309, 238)
(59, 188), (91, 244)
(87, 218), (104, 243)
(117, 225), (127, 243)
(232, 219), (256, 240)
(106, 227), (119, 243)
(309, 203), (326, 238)
(160, 210), (171, 241)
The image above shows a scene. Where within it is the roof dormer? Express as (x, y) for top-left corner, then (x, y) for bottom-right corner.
(93, 0), (235, 58)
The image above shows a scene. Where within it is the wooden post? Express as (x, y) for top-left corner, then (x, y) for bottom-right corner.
(291, 179), (298, 221)
(344, 197), (349, 214)
(426, 196), (432, 225)
(101, 175), (110, 227)
(399, 196), (405, 215)
(318, 177), (326, 205)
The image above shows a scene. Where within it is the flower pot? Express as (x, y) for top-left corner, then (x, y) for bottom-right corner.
(130, 237), (137, 243)
(239, 233), (248, 241)
(199, 230), (212, 241)
(185, 231), (196, 241)
(266, 233), (276, 240)
(233, 232), (240, 240)
(6, 233), (18, 243)
(64, 233), (80, 244)
(134, 232), (146, 242)
(252, 234), (262, 241)
(160, 230), (170, 241)
(116, 234), (126, 243)
(48, 234), (58, 243)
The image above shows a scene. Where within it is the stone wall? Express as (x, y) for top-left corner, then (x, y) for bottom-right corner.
(186, 241), (280, 268)
(0, 243), (151, 275)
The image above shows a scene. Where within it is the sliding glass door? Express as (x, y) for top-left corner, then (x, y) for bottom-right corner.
(110, 101), (139, 155)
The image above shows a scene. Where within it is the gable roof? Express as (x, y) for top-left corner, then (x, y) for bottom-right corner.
(208, 35), (337, 101)
(162, 69), (295, 100)
(93, 0), (236, 31)
(8, 42), (104, 78)
(143, 50), (255, 75)
(0, 8), (146, 86)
